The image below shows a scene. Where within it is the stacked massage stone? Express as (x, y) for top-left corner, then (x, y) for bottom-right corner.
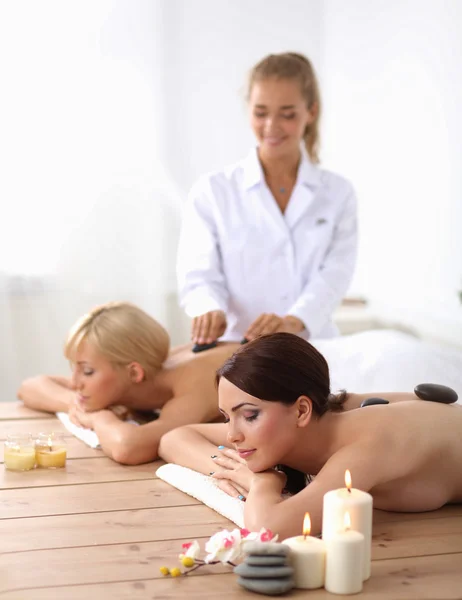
(234, 542), (295, 596)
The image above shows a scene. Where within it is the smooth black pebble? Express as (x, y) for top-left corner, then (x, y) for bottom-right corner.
(360, 397), (390, 408)
(414, 383), (458, 404)
(192, 342), (218, 353)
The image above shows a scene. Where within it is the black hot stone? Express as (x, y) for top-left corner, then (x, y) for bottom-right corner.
(414, 383), (458, 404)
(360, 397), (390, 407)
(192, 342), (218, 353)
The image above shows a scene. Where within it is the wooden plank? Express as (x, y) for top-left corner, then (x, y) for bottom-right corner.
(1, 477), (457, 521)
(0, 437), (103, 462)
(0, 418), (70, 439)
(2, 501), (461, 557)
(0, 402), (53, 421)
(0, 479), (198, 519)
(372, 515), (462, 560)
(3, 553), (462, 599)
(0, 505), (232, 553)
(0, 537), (218, 593)
(0, 457), (160, 490)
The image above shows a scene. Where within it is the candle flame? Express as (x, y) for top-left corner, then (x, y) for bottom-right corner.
(344, 511), (351, 531)
(47, 436), (53, 451)
(303, 512), (311, 537)
(345, 469), (352, 491)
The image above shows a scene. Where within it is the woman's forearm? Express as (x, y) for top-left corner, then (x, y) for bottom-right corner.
(92, 411), (152, 464)
(17, 375), (75, 413)
(244, 477), (284, 532)
(158, 425), (224, 476)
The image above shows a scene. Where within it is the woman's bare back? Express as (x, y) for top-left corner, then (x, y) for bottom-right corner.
(156, 342), (240, 408)
(345, 401), (462, 511)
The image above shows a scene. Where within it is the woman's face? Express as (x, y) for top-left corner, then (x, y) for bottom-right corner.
(70, 340), (129, 411)
(218, 377), (297, 472)
(248, 77), (314, 159)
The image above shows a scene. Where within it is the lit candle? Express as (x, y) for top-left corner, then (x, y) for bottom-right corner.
(4, 435), (36, 471)
(35, 433), (67, 469)
(322, 470), (372, 580)
(281, 512), (326, 589)
(325, 512), (364, 595)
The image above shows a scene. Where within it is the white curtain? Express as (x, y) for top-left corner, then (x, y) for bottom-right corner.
(0, 0), (190, 401)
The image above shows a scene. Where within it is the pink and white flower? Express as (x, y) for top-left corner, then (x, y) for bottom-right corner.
(179, 540), (200, 560)
(204, 528), (244, 564)
(242, 528), (278, 546)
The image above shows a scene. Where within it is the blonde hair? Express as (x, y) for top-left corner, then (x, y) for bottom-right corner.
(247, 52), (321, 163)
(64, 302), (170, 379)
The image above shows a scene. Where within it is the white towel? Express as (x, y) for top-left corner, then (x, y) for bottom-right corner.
(156, 463), (245, 528)
(56, 412), (139, 449)
(56, 412), (102, 448)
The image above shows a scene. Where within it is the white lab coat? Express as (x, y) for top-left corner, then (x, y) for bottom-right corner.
(177, 148), (357, 341)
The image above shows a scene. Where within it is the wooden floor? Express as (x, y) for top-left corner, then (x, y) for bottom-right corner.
(1, 403), (462, 599)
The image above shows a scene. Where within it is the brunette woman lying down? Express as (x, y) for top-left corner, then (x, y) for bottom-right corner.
(159, 332), (462, 538)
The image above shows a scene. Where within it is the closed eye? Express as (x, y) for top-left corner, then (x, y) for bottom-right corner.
(244, 412), (259, 422)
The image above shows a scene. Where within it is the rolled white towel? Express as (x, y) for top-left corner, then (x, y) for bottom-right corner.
(56, 412), (101, 448)
(56, 412), (139, 449)
(156, 463), (245, 528)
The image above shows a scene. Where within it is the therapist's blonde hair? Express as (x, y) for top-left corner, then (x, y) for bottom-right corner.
(64, 302), (170, 379)
(247, 52), (321, 163)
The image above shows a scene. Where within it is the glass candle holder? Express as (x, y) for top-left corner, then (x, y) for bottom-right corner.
(35, 433), (67, 469)
(4, 434), (36, 471)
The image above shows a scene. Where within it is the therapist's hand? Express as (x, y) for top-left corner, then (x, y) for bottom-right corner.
(245, 314), (305, 341)
(245, 313), (284, 341)
(192, 310), (227, 344)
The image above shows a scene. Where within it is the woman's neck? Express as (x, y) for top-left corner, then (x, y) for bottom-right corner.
(258, 147), (301, 182)
(117, 370), (172, 412)
(282, 411), (344, 475)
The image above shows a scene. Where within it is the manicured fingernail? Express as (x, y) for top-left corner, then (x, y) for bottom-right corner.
(238, 495), (245, 501)
(218, 445), (225, 450)
(209, 471), (215, 476)
(211, 455), (217, 459)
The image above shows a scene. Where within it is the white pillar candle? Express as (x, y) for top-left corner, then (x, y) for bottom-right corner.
(325, 515), (364, 595)
(322, 470), (373, 580)
(282, 513), (326, 589)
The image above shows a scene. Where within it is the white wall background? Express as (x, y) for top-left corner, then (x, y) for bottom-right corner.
(321, 0), (462, 345)
(0, 0), (461, 400)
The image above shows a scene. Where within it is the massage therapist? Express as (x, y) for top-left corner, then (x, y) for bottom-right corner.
(177, 52), (358, 345)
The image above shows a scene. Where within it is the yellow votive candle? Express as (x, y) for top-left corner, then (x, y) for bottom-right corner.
(4, 435), (36, 471)
(282, 513), (326, 589)
(35, 433), (67, 469)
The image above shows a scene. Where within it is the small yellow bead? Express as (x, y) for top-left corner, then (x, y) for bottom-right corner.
(170, 567), (182, 577)
(181, 556), (195, 568)
(159, 566), (170, 576)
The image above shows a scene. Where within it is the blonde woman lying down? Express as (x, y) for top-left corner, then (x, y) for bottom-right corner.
(18, 302), (240, 464)
(159, 332), (462, 539)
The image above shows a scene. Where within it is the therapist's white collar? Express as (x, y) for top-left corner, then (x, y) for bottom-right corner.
(242, 146), (320, 191)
